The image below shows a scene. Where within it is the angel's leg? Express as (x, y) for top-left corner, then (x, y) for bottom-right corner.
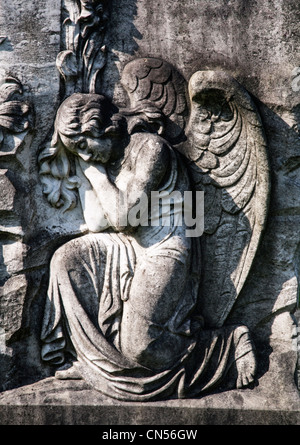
(120, 248), (192, 370)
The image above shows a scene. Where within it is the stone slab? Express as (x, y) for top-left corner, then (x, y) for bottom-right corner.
(0, 373), (299, 425)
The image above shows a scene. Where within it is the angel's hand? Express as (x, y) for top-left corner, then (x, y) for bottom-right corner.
(75, 157), (110, 232)
(78, 156), (107, 176)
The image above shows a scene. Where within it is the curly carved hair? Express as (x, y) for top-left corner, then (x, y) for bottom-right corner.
(38, 93), (123, 211)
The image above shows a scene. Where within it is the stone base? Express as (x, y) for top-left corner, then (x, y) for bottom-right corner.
(0, 374), (299, 425)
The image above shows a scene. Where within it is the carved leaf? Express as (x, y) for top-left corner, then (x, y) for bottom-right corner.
(0, 102), (30, 132)
(0, 77), (23, 102)
(59, 0), (109, 94)
(56, 50), (78, 79)
(0, 77), (32, 155)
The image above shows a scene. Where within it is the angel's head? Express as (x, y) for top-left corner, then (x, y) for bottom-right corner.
(38, 93), (127, 210)
(52, 93), (126, 163)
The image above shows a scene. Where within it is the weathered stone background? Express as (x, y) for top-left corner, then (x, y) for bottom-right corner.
(0, 0), (299, 411)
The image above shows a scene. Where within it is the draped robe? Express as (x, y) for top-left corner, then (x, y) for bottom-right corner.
(41, 133), (253, 401)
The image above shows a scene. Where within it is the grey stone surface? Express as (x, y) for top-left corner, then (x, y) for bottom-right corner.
(0, 0), (299, 424)
(0, 349), (299, 425)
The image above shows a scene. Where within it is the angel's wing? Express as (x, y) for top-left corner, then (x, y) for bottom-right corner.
(183, 71), (270, 328)
(120, 57), (189, 145)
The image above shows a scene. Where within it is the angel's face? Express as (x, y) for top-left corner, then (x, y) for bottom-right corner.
(60, 132), (113, 164)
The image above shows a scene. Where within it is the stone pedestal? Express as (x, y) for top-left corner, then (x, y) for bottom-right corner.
(0, 377), (299, 425)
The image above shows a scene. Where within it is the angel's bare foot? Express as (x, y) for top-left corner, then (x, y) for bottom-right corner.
(236, 349), (257, 389)
(55, 361), (83, 380)
(234, 326), (257, 389)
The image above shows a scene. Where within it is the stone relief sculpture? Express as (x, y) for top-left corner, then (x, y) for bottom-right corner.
(57, 0), (109, 97)
(0, 75), (33, 345)
(38, 55), (269, 401)
(185, 70), (269, 328)
(0, 76), (32, 156)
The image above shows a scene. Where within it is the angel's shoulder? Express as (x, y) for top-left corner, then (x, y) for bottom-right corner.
(128, 132), (171, 159)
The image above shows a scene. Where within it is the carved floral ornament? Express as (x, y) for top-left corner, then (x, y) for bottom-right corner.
(0, 77), (32, 155)
(57, 0), (109, 95)
(35, 0), (270, 401)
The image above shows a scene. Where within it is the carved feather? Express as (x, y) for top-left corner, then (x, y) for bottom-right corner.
(120, 57), (189, 145)
(185, 71), (269, 328)
(120, 60), (269, 328)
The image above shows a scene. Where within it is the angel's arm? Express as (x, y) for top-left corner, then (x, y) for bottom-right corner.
(78, 135), (170, 231)
(75, 157), (110, 232)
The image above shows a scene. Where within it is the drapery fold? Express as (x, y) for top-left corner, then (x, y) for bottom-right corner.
(41, 231), (252, 401)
